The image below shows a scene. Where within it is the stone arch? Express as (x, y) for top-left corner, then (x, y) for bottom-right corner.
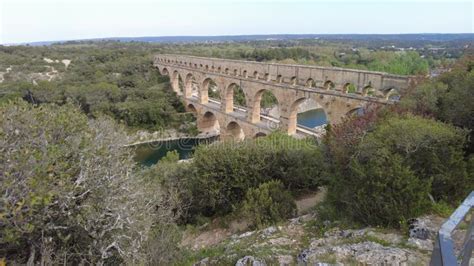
(306, 78), (315, 88)
(250, 89), (280, 123)
(343, 83), (357, 94)
(276, 75), (283, 83)
(253, 71), (259, 80)
(205, 65), (209, 71)
(324, 80), (335, 90)
(233, 69), (238, 76)
(160, 67), (169, 76)
(225, 68), (229, 74)
(286, 97), (327, 134)
(199, 111), (220, 133)
(363, 85), (375, 96)
(217, 66), (222, 72)
(242, 70), (248, 78)
(184, 73), (197, 98)
(295, 97), (328, 128)
(254, 132), (267, 138)
(347, 107), (365, 117)
(290, 76), (297, 86)
(225, 121), (245, 141)
(385, 88), (400, 101)
(186, 103), (197, 114)
(264, 73), (270, 81)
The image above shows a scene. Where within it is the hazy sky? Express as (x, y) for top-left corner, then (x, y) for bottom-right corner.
(0, 0), (472, 44)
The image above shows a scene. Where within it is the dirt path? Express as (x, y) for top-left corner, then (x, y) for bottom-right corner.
(295, 187), (327, 215)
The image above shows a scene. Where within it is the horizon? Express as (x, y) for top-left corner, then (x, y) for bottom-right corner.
(5, 32), (474, 46)
(1, 0), (472, 45)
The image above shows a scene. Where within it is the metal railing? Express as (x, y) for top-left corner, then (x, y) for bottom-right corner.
(431, 191), (474, 265)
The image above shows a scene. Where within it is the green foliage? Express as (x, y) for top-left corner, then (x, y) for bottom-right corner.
(334, 151), (430, 227)
(0, 44), (184, 132)
(1, 99), (178, 264)
(401, 54), (474, 152)
(365, 51), (429, 75)
(241, 180), (297, 228)
(366, 115), (470, 202)
(399, 81), (448, 115)
(431, 201), (455, 218)
(346, 83), (357, 93)
(207, 80), (220, 99)
(233, 85), (246, 106)
(163, 132), (324, 221)
(260, 90), (278, 108)
(326, 115), (472, 227)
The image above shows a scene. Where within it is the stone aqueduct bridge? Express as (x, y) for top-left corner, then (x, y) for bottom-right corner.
(154, 54), (412, 140)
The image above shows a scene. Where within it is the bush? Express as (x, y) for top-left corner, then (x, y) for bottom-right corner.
(364, 115), (471, 202)
(330, 152), (431, 227)
(241, 180), (297, 228)
(187, 132), (324, 219)
(326, 115), (472, 227)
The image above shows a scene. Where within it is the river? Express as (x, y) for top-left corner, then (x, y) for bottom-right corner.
(297, 108), (327, 128)
(135, 109), (326, 165)
(134, 136), (218, 166)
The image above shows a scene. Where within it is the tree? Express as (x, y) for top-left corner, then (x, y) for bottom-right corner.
(400, 54), (474, 153)
(0, 100), (176, 264)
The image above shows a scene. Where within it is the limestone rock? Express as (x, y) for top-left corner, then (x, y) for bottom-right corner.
(193, 257), (209, 266)
(408, 216), (439, 240)
(238, 230), (255, 239)
(268, 237), (294, 246)
(276, 255), (293, 265)
(235, 256), (266, 266)
(302, 241), (423, 265)
(407, 237), (434, 251)
(261, 226), (277, 236)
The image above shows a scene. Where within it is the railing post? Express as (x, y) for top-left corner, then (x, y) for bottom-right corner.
(430, 191), (474, 266)
(430, 236), (442, 266)
(460, 214), (474, 266)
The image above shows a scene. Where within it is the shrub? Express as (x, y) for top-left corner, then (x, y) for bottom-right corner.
(326, 115), (472, 227)
(363, 115), (471, 202)
(241, 180), (297, 228)
(329, 151), (431, 227)
(188, 132), (324, 218)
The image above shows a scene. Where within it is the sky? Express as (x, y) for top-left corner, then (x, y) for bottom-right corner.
(0, 0), (472, 44)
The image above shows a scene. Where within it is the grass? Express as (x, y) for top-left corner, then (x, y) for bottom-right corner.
(431, 201), (455, 218)
(316, 253), (338, 264)
(338, 234), (392, 247)
(178, 245), (228, 266)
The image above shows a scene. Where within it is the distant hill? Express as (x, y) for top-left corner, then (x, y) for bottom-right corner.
(15, 33), (474, 46)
